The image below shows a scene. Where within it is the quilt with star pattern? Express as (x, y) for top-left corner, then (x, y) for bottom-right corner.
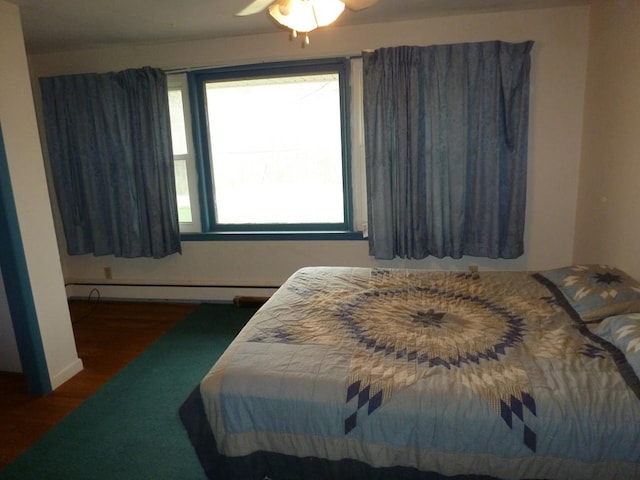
(189, 267), (640, 479)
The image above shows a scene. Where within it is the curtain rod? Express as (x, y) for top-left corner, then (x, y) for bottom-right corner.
(164, 54), (364, 75)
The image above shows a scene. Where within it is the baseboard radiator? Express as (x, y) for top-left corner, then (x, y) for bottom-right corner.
(65, 281), (279, 304)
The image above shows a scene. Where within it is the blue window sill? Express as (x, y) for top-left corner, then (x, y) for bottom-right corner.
(181, 231), (365, 242)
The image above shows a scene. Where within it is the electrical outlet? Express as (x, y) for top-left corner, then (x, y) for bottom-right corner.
(104, 267), (112, 280)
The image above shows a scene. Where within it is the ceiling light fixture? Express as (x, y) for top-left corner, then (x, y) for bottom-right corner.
(268, 0), (345, 46)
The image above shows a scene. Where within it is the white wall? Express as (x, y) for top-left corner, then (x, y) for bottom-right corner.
(29, 6), (591, 301)
(573, 0), (640, 280)
(0, 268), (22, 373)
(0, 0), (83, 388)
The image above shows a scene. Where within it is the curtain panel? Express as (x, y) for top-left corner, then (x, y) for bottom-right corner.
(40, 67), (181, 258)
(363, 41), (533, 260)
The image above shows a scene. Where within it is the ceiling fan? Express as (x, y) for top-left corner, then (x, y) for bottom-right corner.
(236, 0), (379, 46)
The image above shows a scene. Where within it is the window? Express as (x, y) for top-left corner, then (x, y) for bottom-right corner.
(167, 74), (201, 232)
(168, 58), (365, 238)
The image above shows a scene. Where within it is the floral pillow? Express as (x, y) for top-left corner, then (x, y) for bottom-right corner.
(592, 313), (640, 379)
(539, 264), (640, 322)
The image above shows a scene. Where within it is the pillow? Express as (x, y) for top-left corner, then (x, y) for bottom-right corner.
(539, 264), (640, 322)
(592, 313), (640, 379)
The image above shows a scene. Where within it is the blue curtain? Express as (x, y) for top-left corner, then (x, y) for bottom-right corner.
(363, 41), (533, 260)
(40, 67), (181, 258)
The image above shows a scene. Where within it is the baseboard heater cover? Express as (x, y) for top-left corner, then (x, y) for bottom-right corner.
(64, 282), (279, 303)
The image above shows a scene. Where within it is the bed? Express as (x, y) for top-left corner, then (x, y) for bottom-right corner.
(179, 265), (640, 479)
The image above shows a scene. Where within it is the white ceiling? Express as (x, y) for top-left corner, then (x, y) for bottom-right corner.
(11, 0), (590, 55)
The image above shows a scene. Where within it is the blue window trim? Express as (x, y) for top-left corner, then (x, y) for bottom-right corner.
(181, 230), (364, 242)
(186, 57), (356, 239)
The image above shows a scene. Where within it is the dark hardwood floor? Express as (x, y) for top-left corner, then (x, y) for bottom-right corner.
(0, 299), (198, 470)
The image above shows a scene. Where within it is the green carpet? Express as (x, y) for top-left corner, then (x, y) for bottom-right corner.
(0, 303), (255, 480)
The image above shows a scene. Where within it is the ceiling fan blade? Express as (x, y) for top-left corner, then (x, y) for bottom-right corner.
(236, 0), (276, 16)
(343, 0), (378, 11)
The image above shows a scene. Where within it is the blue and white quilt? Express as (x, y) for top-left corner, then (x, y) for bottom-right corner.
(196, 267), (640, 479)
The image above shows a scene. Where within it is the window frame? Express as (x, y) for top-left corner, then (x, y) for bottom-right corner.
(167, 73), (201, 233)
(187, 58), (356, 237)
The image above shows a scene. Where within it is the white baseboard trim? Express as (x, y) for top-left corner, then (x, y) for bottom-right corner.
(49, 357), (84, 390)
(65, 283), (279, 303)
